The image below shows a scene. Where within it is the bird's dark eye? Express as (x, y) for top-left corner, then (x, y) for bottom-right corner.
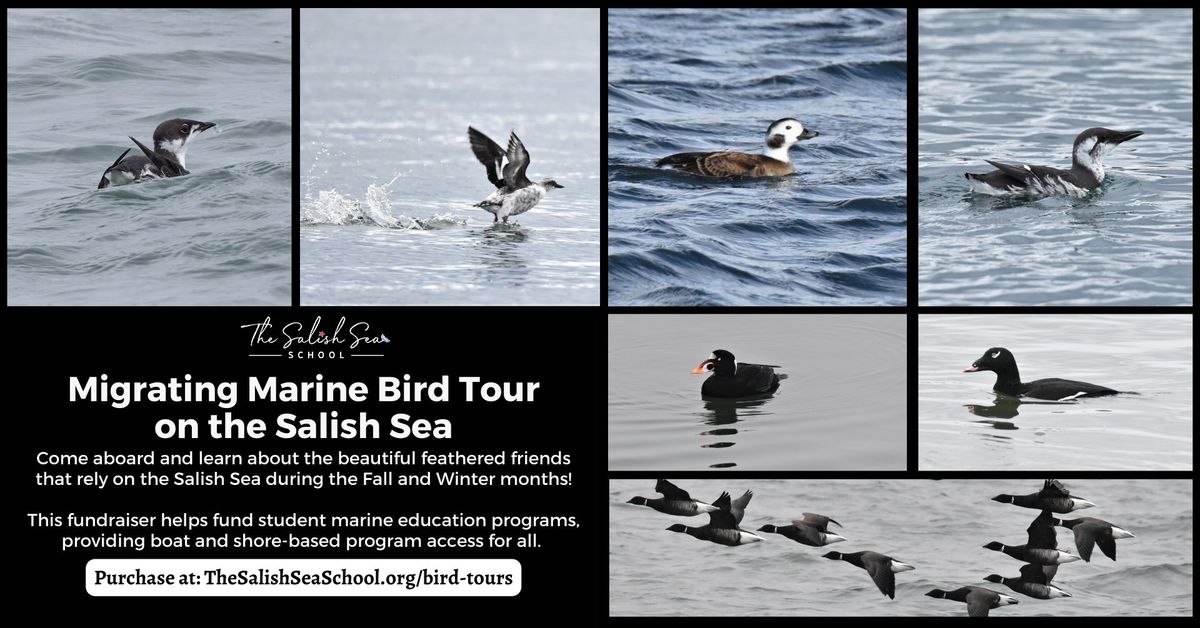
(180, 124), (190, 133)
(786, 126), (792, 130)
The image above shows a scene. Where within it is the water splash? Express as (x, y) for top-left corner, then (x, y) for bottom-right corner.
(301, 170), (467, 229)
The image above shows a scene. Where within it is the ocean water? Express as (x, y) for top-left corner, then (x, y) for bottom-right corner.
(300, 9), (600, 306)
(919, 315), (1193, 471)
(6, 9), (292, 306)
(607, 8), (908, 306)
(608, 315), (906, 470)
(610, 479), (1193, 616)
(918, 9), (1193, 306)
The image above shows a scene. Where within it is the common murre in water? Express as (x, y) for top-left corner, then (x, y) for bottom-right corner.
(98, 118), (216, 189)
(965, 127), (1142, 197)
(468, 127), (563, 223)
(656, 117), (819, 177)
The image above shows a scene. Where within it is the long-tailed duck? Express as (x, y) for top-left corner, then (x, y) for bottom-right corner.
(965, 127), (1142, 196)
(98, 118), (216, 189)
(468, 126), (563, 223)
(656, 117), (819, 177)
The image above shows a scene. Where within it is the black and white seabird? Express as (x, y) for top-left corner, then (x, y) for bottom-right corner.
(965, 347), (1121, 401)
(926, 586), (1019, 617)
(626, 479), (720, 517)
(98, 118), (216, 189)
(665, 491), (764, 547)
(991, 479), (1096, 513)
(822, 550), (915, 599)
(656, 117), (819, 177)
(691, 349), (783, 399)
(758, 513), (847, 547)
(468, 126), (563, 223)
(965, 127), (1142, 196)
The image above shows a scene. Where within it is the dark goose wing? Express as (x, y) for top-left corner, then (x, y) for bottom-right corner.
(655, 479), (691, 501)
(468, 127), (506, 189)
(862, 553), (897, 599)
(796, 513), (842, 532)
(729, 490), (753, 524)
(964, 587), (996, 618)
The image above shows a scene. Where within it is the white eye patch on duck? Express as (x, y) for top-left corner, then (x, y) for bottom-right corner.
(991, 351), (1001, 359)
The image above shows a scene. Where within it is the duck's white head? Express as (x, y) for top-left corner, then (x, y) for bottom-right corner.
(763, 117), (819, 162)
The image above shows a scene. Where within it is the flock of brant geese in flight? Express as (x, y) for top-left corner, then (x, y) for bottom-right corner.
(627, 479), (1135, 616)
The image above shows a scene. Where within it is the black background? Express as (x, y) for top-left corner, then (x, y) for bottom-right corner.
(13, 307), (605, 616)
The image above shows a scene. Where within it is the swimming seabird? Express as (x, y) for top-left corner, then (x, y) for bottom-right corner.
(468, 126), (563, 223)
(656, 117), (819, 177)
(965, 127), (1142, 196)
(98, 118), (216, 189)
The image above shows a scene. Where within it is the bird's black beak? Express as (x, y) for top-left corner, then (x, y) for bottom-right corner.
(196, 121), (216, 133)
(1113, 130), (1143, 144)
(799, 128), (819, 140)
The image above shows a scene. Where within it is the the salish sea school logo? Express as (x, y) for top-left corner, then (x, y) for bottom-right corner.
(241, 316), (389, 359)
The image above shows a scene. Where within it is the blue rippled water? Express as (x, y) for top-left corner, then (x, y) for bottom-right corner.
(6, 9), (292, 305)
(918, 9), (1193, 306)
(608, 8), (908, 306)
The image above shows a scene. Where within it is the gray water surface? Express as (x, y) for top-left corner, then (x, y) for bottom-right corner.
(918, 9), (1193, 306)
(6, 9), (292, 305)
(610, 479), (1193, 616)
(609, 315), (906, 470)
(300, 9), (600, 305)
(919, 315), (1193, 471)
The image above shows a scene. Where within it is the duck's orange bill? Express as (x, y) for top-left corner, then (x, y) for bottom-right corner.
(691, 360), (713, 374)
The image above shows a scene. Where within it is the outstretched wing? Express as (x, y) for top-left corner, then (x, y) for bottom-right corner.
(502, 132), (533, 190)
(795, 513), (841, 531)
(730, 490), (753, 524)
(468, 127), (506, 189)
(1040, 479), (1070, 498)
(655, 479), (690, 501)
(97, 147), (132, 189)
(1019, 562), (1050, 585)
(1026, 510), (1058, 549)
